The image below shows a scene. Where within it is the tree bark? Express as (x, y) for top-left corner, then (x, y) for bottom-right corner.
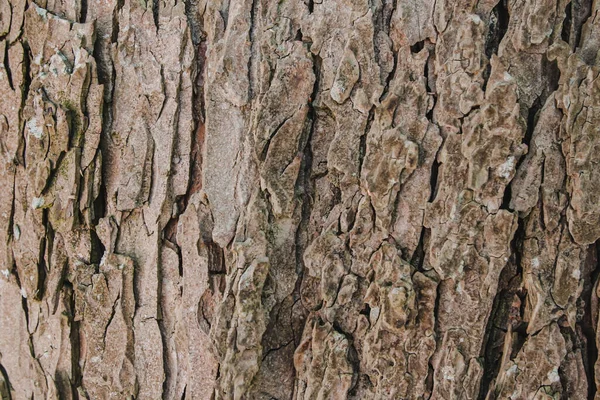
(1, 0), (599, 398)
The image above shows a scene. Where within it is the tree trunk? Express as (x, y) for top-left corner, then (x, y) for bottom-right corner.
(1, 0), (599, 398)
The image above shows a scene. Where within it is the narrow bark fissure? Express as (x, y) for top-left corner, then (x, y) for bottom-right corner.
(523, 98), (541, 155)
(504, 96), (542, 213)
(111, 0), (123, 43)
(184, 0), (206, 45)
(410, 227), (428, 270)
(3, 43), (14, 91)
(163, 29), (206, 251)
(11, 264), (28, 327)
(63, 280), (82, 397)
(580, 241), (600, 398)
(152, 0), (159, 32)
(482, 0), (509, 92)
(36, 210), (50, 300)
(379, 51), (397, 103)
(19, 42), (33, 167)
(478, 293), (507, 399)
(572, 0), (594, 50)
(247, 0), (258, 101)
(500, 181), (513, 211)
(102, 294), (120, 348)
(8, 171), (17, 266)
(542, 56), (561, 100)
(591, 241), (600, 397)
(426, 281), (443, 398)
(478, 217), (527, 399)
(80, 0), (87, 23)
(39, 152), (67, 197)
(562, 1), (573, 43)
(289, 48), (321, 371)
(0, 363), (13, 400)
(428, 158), (440, 203)
(261, 339), (294, 362)
(358, 108), (373, 179)
(485, 0), (509, 59)
(557, 323), (581, 395)
(424, 52), (435, 122)
(260, 114), (294, 161)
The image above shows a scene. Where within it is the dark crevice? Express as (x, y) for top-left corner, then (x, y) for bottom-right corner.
(92, 158), (108, 222)
(91, 166), (108, 260)
(163, 36), (206, 249)
(247, 0), (258, 101)
(424, 53), (435, 121)
(579, 241), (600, 398)
(347, 340), (360, 395)
(63, 280), (82, 398)
(152, 0), (159, 31)
(36, 209), (50, 300)
(411, 227), (429, 271)
(485, 0), (509, 59)
(479, 217), (526, 399)
(359, 303), (371, 317)
(289, 50), (321, 357)
(482, 0), (509, 93)
(512, 218), (526, 287)
(197, 296), (212, 332)
(458, 105), (480, 129)
(428, 158), (440, 203)
(562, 2), (572, 43)
(111, 0), (124, 44)
(505, 97), (542, 210)
(207, 242), (226, 274)
(80, 0), (87, 22)
(425, 363), (434, 399)
(500, 181), (513, 211)
(572, 0), (593, 50)
(410, 40), (425, 53)
(90, 228), (106, 268)
(0, 363), (12, 400)
(3, 43), (14, 91)
(19, 42), (33, 167)
(524, 97), (541, 152)
(185, 39), (208, 203)
(38, 152), (67, 196)
(184, 0), (206, 45)
(379, 50), (397, 103)
(384, 0), (397, 35)
(102, 295), (120, 348)
(541, 55), (561, 103)
(357, 109), (372, 178)
(158, 245), (172, 400)
(425, 281), (443, 397)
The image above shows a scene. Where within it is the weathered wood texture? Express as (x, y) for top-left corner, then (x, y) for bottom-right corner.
(1, 0), (600, 398)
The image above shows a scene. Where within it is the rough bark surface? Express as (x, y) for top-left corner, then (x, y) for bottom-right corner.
(1, 0), (600, 398)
